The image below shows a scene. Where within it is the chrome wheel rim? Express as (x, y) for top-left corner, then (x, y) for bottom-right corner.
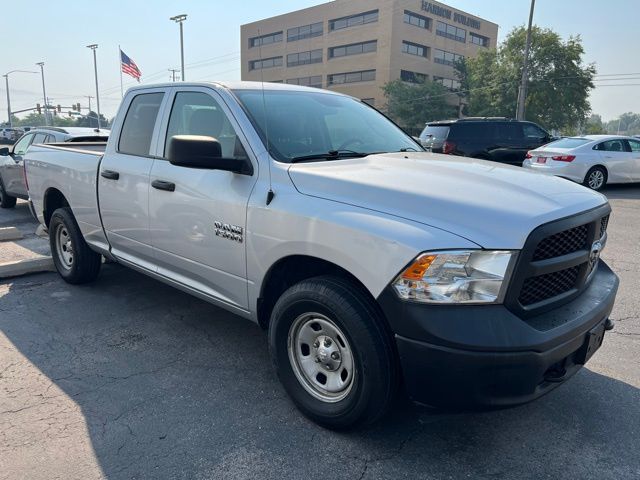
(55, 224), (74, 269)
(287, 313), (355, 403)
(588, 170), (604, 189)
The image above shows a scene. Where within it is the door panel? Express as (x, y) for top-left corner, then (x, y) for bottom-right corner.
(4, 133), (33, 196)
(595, 139), (633, 183)
(626, 139), (640, 181)
(148, 88), (257, 309)
(98, 91), (165, 269)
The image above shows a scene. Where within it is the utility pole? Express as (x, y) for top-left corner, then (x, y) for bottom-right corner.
(170, 14), (188, 81)
(168, 69), (180, 82)
(36, 62), (49, 126)
(516, 0), (536, 120)
(86, 44), (102, 129)
(85, 95), (94, 113)
(3, 70), (37, 127)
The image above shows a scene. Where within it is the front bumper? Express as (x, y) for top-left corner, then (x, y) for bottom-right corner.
(377, 261), (619, 408)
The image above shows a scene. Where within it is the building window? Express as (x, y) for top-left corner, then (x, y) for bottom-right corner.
(329, 40), (377, 58)
(249, 31), (283, 48)
(434, 76), (461, 90)
(361, 98), (375, 106)
(403, 10), (431, 29)
(249, 56), (283, 70)
(287, 75), (323, 88)
(329, 10), (378, 31)
(402, 40), (429, 58)
(436, 21), (466, 43)
(400, 70), (427, 84)
(287, 22), (323, 42)
(328, 70), (376, 85)
(434, 49), (463, 66)
(469, 32), (490, 47)
(287, 49), (323, 67)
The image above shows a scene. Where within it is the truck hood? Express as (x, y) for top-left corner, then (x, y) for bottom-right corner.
(288, 153), (607, 249)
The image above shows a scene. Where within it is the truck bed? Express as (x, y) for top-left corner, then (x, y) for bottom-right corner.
(25, 143), (107, 249)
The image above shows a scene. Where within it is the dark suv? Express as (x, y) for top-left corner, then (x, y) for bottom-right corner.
(419, 118), (553, 166)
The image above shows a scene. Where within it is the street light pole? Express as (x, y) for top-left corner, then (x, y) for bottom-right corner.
(168, 69), (180, 82)
(36, 62), (49, 126)
(86, 44), (101, 129)
(516, 0), (536, 120)
(170, 14), (188, 81)
(3, 75), (10, 128)
(2, 70), (38, 127)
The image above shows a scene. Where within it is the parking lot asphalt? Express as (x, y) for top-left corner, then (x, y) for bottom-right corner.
(0, 185), (639, 480)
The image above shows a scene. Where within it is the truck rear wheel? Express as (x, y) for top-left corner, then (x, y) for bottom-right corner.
(268, 275), (398, 429)
(49, 207), (102, 284)
(0, 179), (17, 208)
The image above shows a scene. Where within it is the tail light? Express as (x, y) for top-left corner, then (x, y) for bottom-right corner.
(551, 155), (575, 162)
(525, 152), (533, 159)
(442, 140), (456, 155)
(23, 161), (29, 191)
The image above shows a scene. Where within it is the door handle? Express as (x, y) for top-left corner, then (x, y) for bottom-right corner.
(101, 169), (120, 180)
(151, 179), (176, 192)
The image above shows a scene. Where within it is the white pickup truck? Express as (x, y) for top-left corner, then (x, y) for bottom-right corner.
(25, 82), (619, 429)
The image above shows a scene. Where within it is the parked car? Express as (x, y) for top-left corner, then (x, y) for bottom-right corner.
(0, 127), (23, 144)
(523, 135), (640, 191)
(25, 82), (618, 429)
(0, 127), (109, 207)
(419, 118), (554, 166)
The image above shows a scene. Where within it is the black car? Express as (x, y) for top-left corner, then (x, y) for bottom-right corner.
(418, 118), (553, 166)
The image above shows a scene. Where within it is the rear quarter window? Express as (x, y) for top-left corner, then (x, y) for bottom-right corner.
(118, 92), (164, 156)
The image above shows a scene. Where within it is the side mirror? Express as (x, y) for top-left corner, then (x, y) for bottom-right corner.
(0, 147), (8, 156)
(167, 135), (252, 175)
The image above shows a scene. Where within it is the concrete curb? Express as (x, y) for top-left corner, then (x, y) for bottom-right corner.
(0, 257), (55, 279)
(0, 227), (23, 241)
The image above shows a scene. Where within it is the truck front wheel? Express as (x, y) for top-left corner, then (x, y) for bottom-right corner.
(268, 275), (398, 429)
(49, 207), (102, 284)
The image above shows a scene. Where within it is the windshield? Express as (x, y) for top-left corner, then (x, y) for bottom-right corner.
(232, 89), (421, 162)
(420, 125), (450, 141)
(545, 137), (591, 149)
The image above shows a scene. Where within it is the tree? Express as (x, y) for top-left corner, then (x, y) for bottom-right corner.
(605, 112), (640, 135)
(75, 111), (109, 129)
(382, 79), (456, 132)
(455, 26), (595, 132)
(12, 112), (77, 128)
(584, 114), (606, 134)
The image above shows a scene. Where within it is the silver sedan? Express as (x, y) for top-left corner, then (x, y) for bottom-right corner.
(523, 135), (640, 191)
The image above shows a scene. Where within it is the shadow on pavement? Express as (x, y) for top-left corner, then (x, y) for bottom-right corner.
(0, 265), (638, 479)
(601, 184), (640, 200)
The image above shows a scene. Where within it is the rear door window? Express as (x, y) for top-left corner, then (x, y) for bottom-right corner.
(118, 92), (164, 156)
(595, 139), (630, 152)
(420, 125), (450, 141)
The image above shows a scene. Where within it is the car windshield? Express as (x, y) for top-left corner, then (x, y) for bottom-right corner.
(420, 125), (450, 141)
(545, 137), (592, 149)
(232, 89), (420, 162)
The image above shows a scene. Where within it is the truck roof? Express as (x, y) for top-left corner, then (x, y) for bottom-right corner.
(125, 81), (346, 96)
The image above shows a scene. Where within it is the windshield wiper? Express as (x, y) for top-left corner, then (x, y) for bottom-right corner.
(290, 150), (372, 163)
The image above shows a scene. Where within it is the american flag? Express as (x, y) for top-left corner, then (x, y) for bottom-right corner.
(120, 49), (141, 82)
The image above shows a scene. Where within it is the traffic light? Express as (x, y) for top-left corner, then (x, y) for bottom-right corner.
(76, 103), (81, 112)
(57, 104), (62, 113)
(36, 103), (41, 114)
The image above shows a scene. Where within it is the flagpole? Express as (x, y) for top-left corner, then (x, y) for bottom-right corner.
(119, 45), (123, 98)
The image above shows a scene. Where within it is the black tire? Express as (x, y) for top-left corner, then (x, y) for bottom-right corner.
(0, 178), (17, 208)
(268, 275), (398, 430)
(49, 207), (102, 284)
(583, 166), (607, 191)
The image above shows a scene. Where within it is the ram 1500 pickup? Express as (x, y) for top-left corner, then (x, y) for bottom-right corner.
(25, 82), (619, 429)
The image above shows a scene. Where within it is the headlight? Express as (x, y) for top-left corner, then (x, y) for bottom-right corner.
(392, 250), (517, 304)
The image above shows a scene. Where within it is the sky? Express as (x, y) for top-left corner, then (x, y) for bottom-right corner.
(1, 0), (637, 122)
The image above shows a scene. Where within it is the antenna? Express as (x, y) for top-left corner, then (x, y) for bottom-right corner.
(257, 29), (275, 205)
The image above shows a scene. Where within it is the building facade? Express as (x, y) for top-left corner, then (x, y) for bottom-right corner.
(240, 0), (498, 108)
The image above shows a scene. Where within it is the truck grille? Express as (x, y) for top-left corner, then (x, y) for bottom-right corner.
(532, 224), (588, 261)
(505, 205), (611, 320)
(518, 266), (580, 306)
